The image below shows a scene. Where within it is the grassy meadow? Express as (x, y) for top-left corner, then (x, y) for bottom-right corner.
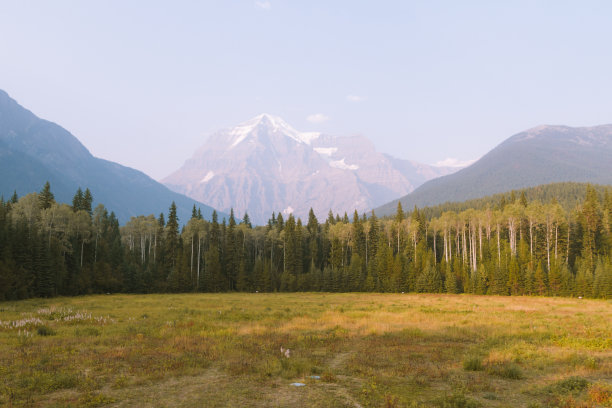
(0, 293), (611, 408)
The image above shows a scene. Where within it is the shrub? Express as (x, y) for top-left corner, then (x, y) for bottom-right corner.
(487, 362), (522, 379)
(75, 327), (101, 337)
(588, 384), (612, 404)
(36, 325), (56, 336)
(552, 377), (590, 395)
(463, 357), (483, 371)
(434, 392), (481, 408)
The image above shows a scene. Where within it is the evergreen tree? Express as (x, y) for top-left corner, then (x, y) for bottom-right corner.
(534, 261), (547, 296)
(83, 189), (93, 216)
(580, 185), (602, 270)
(165, 202), (180, 270)
(242, 212), (252, 228)
(72, 188), (84, 212)
(38, 181), (55, 210)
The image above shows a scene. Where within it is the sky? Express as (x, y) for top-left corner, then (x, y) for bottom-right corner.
(1, 1), (612, 180)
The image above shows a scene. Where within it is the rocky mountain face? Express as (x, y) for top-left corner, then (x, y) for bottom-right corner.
(375, 124), (612, 216)
(163, 114), (458, 224)
(0, 89), (220, 223)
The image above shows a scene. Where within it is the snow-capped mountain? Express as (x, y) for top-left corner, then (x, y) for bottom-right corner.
(163, 114), (460, 224)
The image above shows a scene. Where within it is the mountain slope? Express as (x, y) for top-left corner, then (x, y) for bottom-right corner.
(163, 114), (458, 224)
(417, 182), (612, 220)
(0, 89), (220, 223)
(376, 124), (612, 216)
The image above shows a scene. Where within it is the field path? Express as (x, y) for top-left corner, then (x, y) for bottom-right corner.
(108, 366), (225, 408)
(328, 384), (364, 408)
(328, 351), (353, 371)
(325, 351), (365, 408)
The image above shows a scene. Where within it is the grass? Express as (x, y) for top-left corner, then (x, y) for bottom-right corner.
(0, 293), (610, 407)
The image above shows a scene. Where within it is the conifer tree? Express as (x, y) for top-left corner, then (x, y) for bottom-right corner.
(165, 202), (180, 270)
(581, 185), (602, 270)
(534, 261), (547, 296)
(72, 188), (84, 212)
(242, 212), (252, 228)
(38, 181), (55, 210)
(83, 188), (93, 216)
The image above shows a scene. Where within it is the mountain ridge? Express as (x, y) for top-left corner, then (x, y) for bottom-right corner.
(375, 124), (612, 217)
(0, 89), (222, 223)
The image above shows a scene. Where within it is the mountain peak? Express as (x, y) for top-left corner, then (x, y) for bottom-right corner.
(511, 124), (612, 146)
(228, 113), (320, 148)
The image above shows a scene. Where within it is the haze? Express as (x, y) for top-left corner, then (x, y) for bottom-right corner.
(1, 1), (612, 180)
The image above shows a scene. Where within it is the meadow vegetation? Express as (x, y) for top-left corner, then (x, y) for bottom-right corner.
(0, 293), (610, 407)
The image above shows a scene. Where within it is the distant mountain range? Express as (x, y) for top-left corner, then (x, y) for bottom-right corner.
(7, 88), (608, 226)
(0, 89), (220, 223)
(163, 114), (461, 224)
(376, 124), (612, 216)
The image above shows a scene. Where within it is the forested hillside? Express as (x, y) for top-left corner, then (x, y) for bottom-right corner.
(0, 89), (219, 223)
(1, 182), (611, 300)
(419, 182), (610, 219)
(377, 124), (612, 216)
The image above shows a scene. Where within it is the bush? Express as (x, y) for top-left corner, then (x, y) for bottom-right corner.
(551, 376), (590, 395)
(75, 327), (101, 337)
(434, 392), (481, 408)
(36, 325), (56, 336)
(588, 384), (612, 404)
(463, 357), (483, 371)
(487, 362), (522, 379)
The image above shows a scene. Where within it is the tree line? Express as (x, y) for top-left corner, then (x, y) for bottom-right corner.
(0, 182), (611, 300)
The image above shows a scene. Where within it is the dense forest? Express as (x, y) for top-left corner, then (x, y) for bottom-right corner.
(1, 182), (611, 300)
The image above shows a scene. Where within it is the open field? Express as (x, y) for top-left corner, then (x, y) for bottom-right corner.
(0, 293), (611, 408)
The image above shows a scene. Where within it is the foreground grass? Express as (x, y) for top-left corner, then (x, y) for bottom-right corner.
(0, 293), (610, 408)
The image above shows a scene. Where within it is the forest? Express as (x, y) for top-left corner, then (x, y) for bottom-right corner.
(0, 181), (611, 300)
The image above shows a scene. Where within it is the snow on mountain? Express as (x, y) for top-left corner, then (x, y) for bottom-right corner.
(329, 158), (359, 170)
(163, 114), (463, 224)
(229, 114), (320, 149)
(313, 147), (338, 156)
(200, 171), (215, 183)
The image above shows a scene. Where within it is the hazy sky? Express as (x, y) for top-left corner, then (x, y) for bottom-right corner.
(2, 1), (612, 180)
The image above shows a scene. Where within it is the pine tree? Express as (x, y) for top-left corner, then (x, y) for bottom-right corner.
(548, 262), (562, 295)
(507, 258), (522, 295)
(580, 185), (602, 270)
(165, 202), (180, 270)
(38, 182), (55, 210)
(575, 259), (593, 297)
(72, 188), (84, 212)
(242, 212), (252, 228)
(534, 261), (547, 296)
(307, 208), (320, 268)
(326, 210), (335, 226)
(83, 189), (93, 216)
(445, 264), (458, 294)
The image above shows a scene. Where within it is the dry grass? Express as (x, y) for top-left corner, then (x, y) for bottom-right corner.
(0, 293), (610, 407)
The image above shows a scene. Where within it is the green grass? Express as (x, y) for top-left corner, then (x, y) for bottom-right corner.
(0, 293), (610, 407)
